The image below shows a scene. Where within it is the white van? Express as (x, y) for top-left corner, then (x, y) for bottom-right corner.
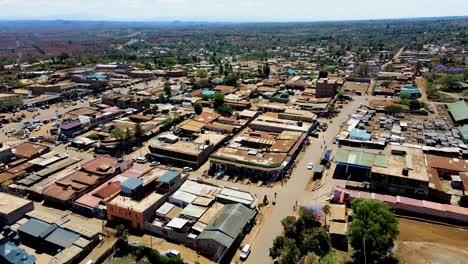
(240, 244), (251, 260)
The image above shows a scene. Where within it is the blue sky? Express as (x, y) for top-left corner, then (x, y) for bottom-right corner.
(0, 0), (466, 21)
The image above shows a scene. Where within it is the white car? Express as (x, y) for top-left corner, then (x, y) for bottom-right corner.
(166, 249), (180, 258)
(133, 157), (147, 163)
(307, 162), (314, 170)
(7, 128), (16, 133)
(240, 244), (251, 260)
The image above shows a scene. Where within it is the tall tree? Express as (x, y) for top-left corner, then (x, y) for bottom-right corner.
(264, 64), (271, 77)
(194, 102), (203, 115)
(164, 82), (172, 97)
(318, 70), (328, 79)
(213, 93), (225, 108)
(134, 123), (145, 145)
(347, 198), (399, 262)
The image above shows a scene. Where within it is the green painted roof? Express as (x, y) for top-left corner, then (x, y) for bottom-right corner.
(459, 125), (468, 143)
(334, 148), (387, 168)
(447, 101), (468, 122)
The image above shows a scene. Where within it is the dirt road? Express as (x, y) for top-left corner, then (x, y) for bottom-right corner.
(381, 47), (404, 70)
(415, 77), (428, 101)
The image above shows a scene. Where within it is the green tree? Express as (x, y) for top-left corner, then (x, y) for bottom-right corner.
(134, 123), (145, 145)
(159, 93), (167, 103)
(196, 68), (208, 78)
(281, 216), (297, 237)
(327, 104), (336, 115)
(358, 62), (370, 76)
(164, 82), (172, 97)
(318, 70), (328, 79)
(384, 64), (395, 72)
(111, 127), (126, 140)
(87, 134), (100, 140)
(270, 236), (287, 259)
(216, 105), (233, 116)
(194, 102), (203, 115)
(298, 206), (318, 228)
(301, 229), (331, 257)
(279, 242), (301, 264)
(347, 198), (399, 262)
(264, 64), (271, 77)
(115, 224), (129, 242)
(213, 93), (225, 108)
(224, 74), (239, 87)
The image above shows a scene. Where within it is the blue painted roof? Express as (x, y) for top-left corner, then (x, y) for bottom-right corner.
(284, 69), (296, 75)
(349, 128), (372, 141)
(158, 170), (180, 184)
(0, 242), (36, 264)
(202, 90), (217, 96)
(401, 87), (421, 93)
(86, 73), (108, 80)
(121, 177), (142, 191)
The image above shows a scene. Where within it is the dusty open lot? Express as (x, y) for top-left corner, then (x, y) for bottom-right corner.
(395, 217), (468, 264)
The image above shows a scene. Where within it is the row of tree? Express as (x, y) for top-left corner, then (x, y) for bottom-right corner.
(270, 199), (399, 264)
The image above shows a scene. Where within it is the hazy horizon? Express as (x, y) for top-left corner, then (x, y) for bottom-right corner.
(0, 0), (467, 22)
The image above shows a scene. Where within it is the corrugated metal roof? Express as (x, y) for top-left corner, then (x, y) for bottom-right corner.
(447, 100), (468, 122)
(19, 218), (57, 239)
(334, 148), (387, 168)
(198, 204), (255, 248)
(157, 170), (180, 184)
(45, 228), (80, 248)
(180, 204), (208, 219)
(166, 218), (188, 229)
(0, 242), (36, 264)
(121, 177), (142, 191)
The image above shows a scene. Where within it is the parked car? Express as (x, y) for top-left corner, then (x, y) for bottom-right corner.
(150, 161), (160, 167)
(7, 128), (16, 133)
(133, 157), (147, 163)
(240, 244), (251, 260)
(165, 250), (180, 258)
(29, 137), (38, 142)
(307, 162), (314, 170)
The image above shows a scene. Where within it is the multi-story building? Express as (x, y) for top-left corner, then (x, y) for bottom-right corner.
(315, 78), (343, 98)
(148, 132), (227, 169)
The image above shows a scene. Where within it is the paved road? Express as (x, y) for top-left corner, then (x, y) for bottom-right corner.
(247, 95), (369, 264)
